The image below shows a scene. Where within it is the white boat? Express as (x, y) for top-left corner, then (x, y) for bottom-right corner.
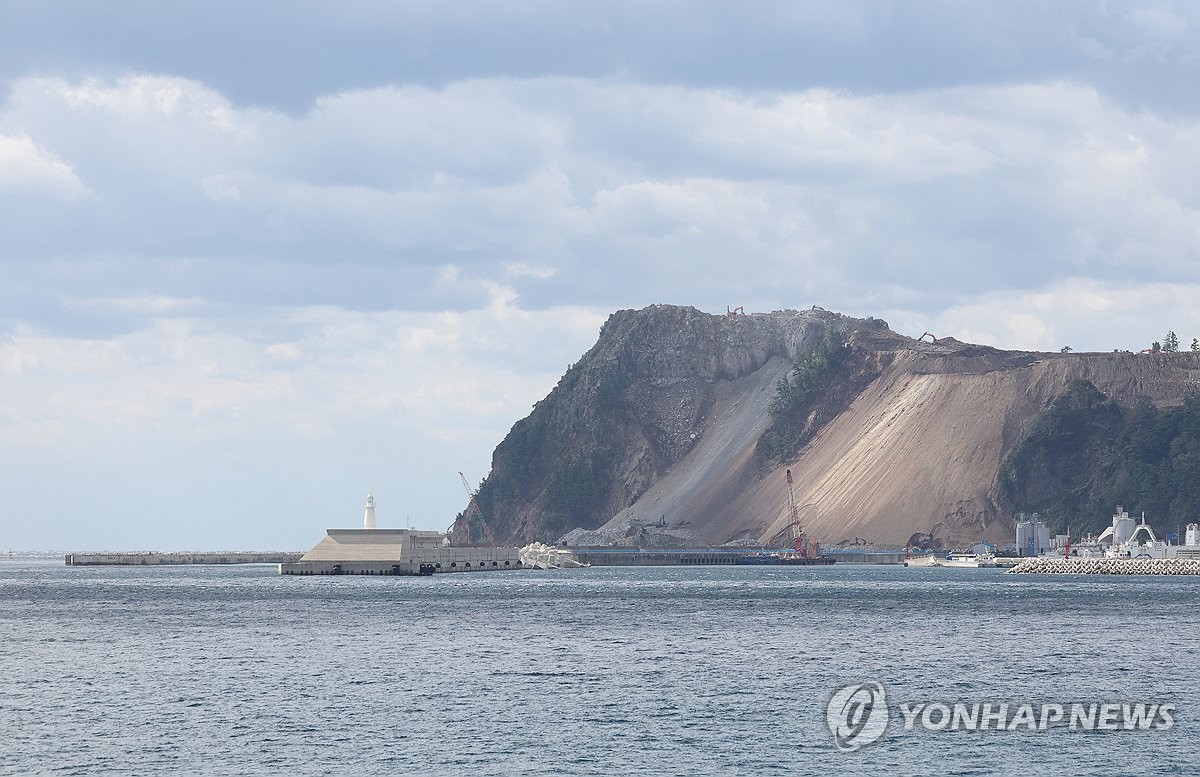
(940, 552), (998, 568)
(905, 552), (998, 568)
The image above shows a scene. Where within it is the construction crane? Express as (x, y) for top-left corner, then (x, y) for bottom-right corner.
(784, 469), (816, 559)
(445, 471), (496, 547)
(726, 305), (745, 317)
(919, 331), (939, 343)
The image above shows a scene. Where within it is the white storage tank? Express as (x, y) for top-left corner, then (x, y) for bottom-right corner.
(1112, 506), (1136, 545)
(1015, 513), (1051, 556)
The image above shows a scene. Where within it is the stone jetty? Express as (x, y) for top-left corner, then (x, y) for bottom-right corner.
(66, 552), (302, 566)
(1008, 557), (1200, 575)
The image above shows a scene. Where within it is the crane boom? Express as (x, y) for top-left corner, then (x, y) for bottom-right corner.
(786, 469), (800, 536)
(446, 471), (496, 548)
(459, 471), (477, 498)
(782, 469), (821, 558)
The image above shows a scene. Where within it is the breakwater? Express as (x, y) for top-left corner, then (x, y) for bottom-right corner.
(820, 547), (907, 564)
(66, 552), (302, 566)
(568, 547), (845, 566)
(1008, 557), (1200, 575)
(280, 547), (521, 576)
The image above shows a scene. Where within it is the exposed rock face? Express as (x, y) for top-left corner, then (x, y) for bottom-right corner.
(472, 304), (1200, 548)
(472, 304), (890, 544)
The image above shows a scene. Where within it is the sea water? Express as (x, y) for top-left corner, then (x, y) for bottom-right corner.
(2, 560), (1197, 775)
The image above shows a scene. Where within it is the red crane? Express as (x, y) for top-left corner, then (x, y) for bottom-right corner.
(785, 469), (815, 558)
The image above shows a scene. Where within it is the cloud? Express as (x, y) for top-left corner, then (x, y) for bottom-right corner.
(4, 74), (1199, 328)
(0, 289), (606, 548)
(3, 2), (1198, 112)
(881, 278), (1200, 353)
(0, 72), (1196, 373)
(0, 291), (605, 445)
(0, 132), (87, 200)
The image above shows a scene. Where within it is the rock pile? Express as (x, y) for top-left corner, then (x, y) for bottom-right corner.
(1008, 557), (1200, 575)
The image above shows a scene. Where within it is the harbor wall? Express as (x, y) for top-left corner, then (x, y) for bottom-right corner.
(280, 547), (521, 576)
(571, 547), (759, 566)
(66, 552), (303, 566)
(570, 546), (905, 565)
(821, 547), (907, 564)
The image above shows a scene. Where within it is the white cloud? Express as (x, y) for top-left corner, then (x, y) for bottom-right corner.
(0, 132), (88, 200)
(888, 278), (1200, 353)
(0, 296), (605, 446)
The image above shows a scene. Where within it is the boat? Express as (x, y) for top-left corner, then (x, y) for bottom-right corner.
(903, 552), (998, 568)
(737, 552), (835, 566)
(940, 552), (998, 568)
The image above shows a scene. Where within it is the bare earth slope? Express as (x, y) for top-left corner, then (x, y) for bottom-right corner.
(545, 311), (1200, 549)
(683, 345), (1199, 547)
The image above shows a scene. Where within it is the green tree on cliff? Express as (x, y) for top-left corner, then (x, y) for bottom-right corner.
(1163, 331), (1180, 352)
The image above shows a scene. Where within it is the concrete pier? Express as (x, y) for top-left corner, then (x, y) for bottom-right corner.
(570, 547), (749, 566)
(66, 552), (302, 566)
(279, 548), (521, 576)
(568, 546), (841, 565)
(1008, 557), (1200, 575)
(279, 527), (522, 575)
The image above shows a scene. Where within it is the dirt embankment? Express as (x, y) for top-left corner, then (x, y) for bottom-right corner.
(574, 338), (1200, 549)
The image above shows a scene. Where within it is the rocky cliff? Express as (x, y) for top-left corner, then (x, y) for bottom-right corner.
(466, 304), (1200, 548)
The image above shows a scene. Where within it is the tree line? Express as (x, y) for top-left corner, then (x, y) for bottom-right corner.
(1062, 331), (1199, 354)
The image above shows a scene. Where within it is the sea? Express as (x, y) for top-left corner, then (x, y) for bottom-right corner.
(2, 559), (1197, 776)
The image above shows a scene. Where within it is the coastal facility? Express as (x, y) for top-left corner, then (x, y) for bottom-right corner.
(279, 494), (520, 576)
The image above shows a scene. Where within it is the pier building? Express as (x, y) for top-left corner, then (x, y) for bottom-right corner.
(279, 495), (520, 576)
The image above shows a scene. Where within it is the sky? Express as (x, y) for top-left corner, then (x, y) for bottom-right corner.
(2, 1), (1200, 550)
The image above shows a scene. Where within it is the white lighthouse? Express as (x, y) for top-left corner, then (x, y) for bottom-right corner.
(363, 493), (377, 530)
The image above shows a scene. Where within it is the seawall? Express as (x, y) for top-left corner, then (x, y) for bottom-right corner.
(66, 552), (303, 566)
(280, 547), (521, 575)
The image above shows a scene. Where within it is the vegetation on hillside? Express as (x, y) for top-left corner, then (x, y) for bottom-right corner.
(469, 361), (628, 541)
(756, 331), (850, 466)
(998, 379), (1200, 535)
